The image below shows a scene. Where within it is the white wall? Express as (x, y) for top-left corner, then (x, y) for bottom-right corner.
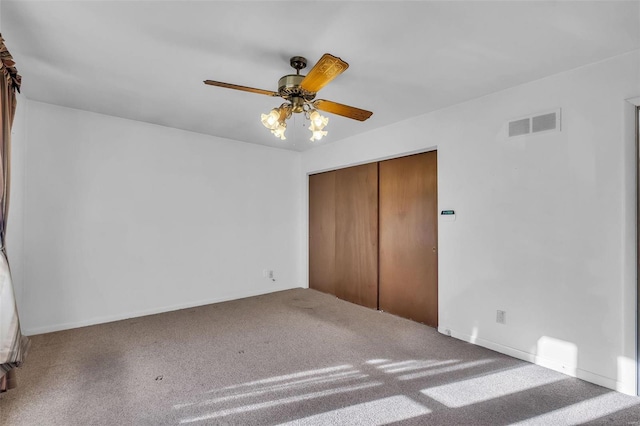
(20, 101), (302, 334)
(301, 50), (640, 394)
(7, 92), (26, 316)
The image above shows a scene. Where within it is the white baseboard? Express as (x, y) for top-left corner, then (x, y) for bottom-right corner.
(438, 326), (636, 396)
(24, 285), (300, 336)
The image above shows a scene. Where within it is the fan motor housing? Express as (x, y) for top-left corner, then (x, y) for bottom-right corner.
(278, 74), (315, 103)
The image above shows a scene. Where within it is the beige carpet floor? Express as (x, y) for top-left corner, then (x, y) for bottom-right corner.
(2, 288), (640, 425)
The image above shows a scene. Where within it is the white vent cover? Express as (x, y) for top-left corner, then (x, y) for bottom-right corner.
(507, 109), (561, 138)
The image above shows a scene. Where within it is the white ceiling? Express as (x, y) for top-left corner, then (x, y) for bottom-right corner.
(3, 1), (639, 151)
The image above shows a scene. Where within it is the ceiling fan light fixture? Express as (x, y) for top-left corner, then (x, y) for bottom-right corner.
(261, 108), (281, 130)
(307, 109), (329, 141)
(206, 53), (372, 145)
(310, 129), (328, 142)
(262, 104), (291, 139)
(309, 110), (329, 130)
(271, 122), (287, 140)
(262, 54), (350, 142)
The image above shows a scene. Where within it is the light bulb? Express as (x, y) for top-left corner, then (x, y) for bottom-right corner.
(309, 129), (328, 141)
(261, 109), (281, 130)
(309, 110), (329, 129)
(271, 122), (287, 140)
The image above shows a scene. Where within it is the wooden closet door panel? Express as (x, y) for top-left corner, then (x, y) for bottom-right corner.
(335, 163), (378, 309)
(379, 151), (438, 327)
(309, 171), (336, 295)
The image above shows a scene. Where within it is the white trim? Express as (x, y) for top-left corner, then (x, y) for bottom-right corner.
(438, 326), (636, 396)
(627, 96), (640, 106)
(305, 146), (438, 176)
(23, 285), (300, 335)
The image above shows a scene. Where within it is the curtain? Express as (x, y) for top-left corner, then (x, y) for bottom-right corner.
(0, 33), (28, 393)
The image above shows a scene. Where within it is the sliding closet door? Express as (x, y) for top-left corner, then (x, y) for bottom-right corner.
(309, 171), (336, 295)
(379, 151), (438, 327)
(334, 163), (379, 309)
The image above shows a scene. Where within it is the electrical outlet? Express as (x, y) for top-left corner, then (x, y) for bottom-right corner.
(268, 270), (274, 279)
(496, 310), (506, 324)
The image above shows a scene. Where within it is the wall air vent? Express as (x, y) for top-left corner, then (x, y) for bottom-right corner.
(507, 109), (561, 138)
(509, 118), (530, 137)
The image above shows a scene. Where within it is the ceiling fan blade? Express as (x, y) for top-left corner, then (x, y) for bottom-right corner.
(300, 54), (349, 93)
(314, 99), (373, 122)
(204, 80), (279, 97)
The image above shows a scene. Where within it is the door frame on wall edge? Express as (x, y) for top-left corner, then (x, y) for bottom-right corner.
(630, 97), (640, 396)
(635, 101), (640, 397)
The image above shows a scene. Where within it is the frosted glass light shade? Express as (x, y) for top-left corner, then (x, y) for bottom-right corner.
(272, 122), (287, 140)
(309, 110), (329, 129)
(310, 129), (328, 141)
(261, 109), (280, 130)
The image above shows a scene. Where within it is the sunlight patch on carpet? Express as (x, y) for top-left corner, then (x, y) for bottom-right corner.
(365, 359), (389, 365)
(214, 364), (354, 392)
(398, 358), (495, 381)
(179, 381), (383, 423)
(377, 359), (459, 374)
(277, 395), (431, 425)
(511, 392), (640, 425)
(421, 364), (564, 407)
(174, 370), (368, 409)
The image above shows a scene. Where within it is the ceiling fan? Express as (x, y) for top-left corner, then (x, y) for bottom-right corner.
(204, 53), (373, 141)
